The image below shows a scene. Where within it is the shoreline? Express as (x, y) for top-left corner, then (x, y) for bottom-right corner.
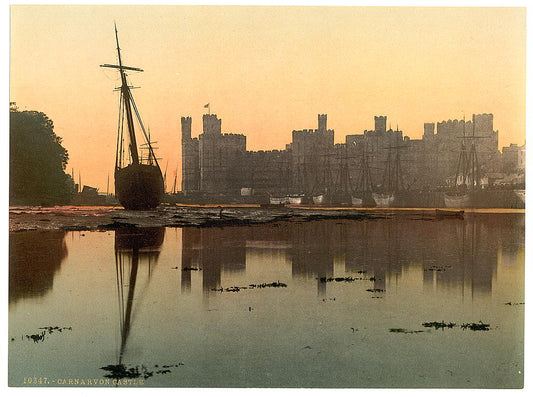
(8, 204), (525, 232)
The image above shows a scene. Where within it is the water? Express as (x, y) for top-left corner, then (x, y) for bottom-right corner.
(8, 213), (524, 388)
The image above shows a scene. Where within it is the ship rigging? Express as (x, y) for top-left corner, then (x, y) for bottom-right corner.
(101, 24), (164, 210)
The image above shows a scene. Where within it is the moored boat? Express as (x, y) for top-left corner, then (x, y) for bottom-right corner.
(514, 189), (525, 204)
(443, 192), (471, 208)
(351, 196), (363, 206)
(372, 193), (395, 207)
(313, 194), (325, 204)
(352, 191), (376, 207)
(101, 25), (164, 210)
(443, 115), (482, 209)
(286, 195), (304, 205)
(269, 196), (289, 205)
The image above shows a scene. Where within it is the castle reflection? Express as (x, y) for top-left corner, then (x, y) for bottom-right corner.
(8, 213), (524, 305)
(180, 214), (524, 298)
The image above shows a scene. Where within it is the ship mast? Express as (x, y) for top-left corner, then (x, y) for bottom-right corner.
(115, 24), (140, 165)
(101, 24), (145, 167)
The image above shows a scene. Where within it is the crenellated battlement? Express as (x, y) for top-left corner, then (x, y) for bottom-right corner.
(202, 113), (222, 135)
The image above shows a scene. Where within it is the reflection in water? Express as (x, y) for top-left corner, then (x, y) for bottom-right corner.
(181, 228), (246, 294)
(114, 227), (164, 365)
(179, 214), (524, 299)
(9, 230), (68, 304)
(8, 214), (524, 388)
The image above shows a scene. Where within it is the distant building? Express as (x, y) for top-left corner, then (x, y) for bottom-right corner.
(502, 143), (525, 174)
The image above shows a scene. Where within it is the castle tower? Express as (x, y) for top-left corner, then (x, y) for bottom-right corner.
(181, 116), (192, 141)
(203, 114), (222, 135)
(181, 116), (199, 193)
(472, 113), (494, 136)
(423, 123), (435, 138)
(374, 116), (387, 133)
(318, 114), (327, 132)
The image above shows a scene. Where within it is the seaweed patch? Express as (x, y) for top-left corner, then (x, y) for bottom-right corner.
(211, 281), (287, 292)
(19, 326), (72, 343)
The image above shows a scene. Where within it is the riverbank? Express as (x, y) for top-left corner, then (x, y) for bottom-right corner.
(8, 204), (525, 232)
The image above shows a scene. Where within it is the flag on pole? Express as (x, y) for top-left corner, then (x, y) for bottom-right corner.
(204, 103), (209, 108)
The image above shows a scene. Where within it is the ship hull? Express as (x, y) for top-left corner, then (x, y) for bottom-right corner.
(313, 194), (325, 204)
(287, 195), (303, 205)
(443, 192), (471, 208)
(372, 193), (394, 207)
(270, 196), (288, 205)
(514, 189), (525, 204)
(352, 192), (376, 207)
(351, 196), (363, 206)
(115, 164), (164, 210)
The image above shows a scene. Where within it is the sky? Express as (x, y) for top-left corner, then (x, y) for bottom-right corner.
(9, 4), (527, 193)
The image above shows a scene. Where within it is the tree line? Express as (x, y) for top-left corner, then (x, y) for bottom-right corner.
(10, 103), (74, 205)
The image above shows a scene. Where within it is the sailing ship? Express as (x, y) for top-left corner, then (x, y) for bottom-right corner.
(329, 146), (353, 205)
(311, 153), (334, 205)
(372, 137), (404, 207)
(443, 115), (481, 208)
(101, 25), (164, 210)
(284, 163), (305, 204)
(351, 144), (376, 207)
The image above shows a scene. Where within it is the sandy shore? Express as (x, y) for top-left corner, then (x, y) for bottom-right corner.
(8, 204), (434, 232)
(9, 204), (523, 232)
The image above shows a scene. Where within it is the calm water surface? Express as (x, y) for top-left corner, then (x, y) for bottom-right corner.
(9, 213), (524, 388)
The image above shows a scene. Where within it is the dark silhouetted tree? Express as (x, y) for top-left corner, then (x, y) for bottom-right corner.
(10, 106), (74, 205)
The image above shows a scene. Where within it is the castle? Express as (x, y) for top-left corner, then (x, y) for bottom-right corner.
(181, 112), (515, 202)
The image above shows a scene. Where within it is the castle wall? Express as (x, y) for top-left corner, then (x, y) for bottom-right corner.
(199, 129), (246, 193)
(180, 113), (505, 198)
(243, 150), (291, 195)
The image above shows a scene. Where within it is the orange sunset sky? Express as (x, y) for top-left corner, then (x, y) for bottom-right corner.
(10, 5), (526, 193)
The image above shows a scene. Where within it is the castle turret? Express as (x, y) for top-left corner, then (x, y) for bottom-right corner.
(318, 114), (327, 132)
(374, 116), (387, 133)
(181, 116), (192, 141)
(423, 122), (435, 138)
(203, 114), (222, 135)
(181, 116), (199, 193)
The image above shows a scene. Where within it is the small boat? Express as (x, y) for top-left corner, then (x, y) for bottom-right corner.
(514, 189), (525, 204)
(313, 194), (325, 204)
(372, 193), (395, 207)
(101, 25), (164, 210)
(443, 192), (471, 208)
(351, 191), (376, 207)
(269, 196), (288, 205)
(286, 195), (304, 205)
(435, 209), (464, 219)
(351, 196), (363, 206)
(240, 187), (254, 196)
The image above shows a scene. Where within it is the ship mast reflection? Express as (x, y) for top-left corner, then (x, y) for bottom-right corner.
(114, 227), (165, 363)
